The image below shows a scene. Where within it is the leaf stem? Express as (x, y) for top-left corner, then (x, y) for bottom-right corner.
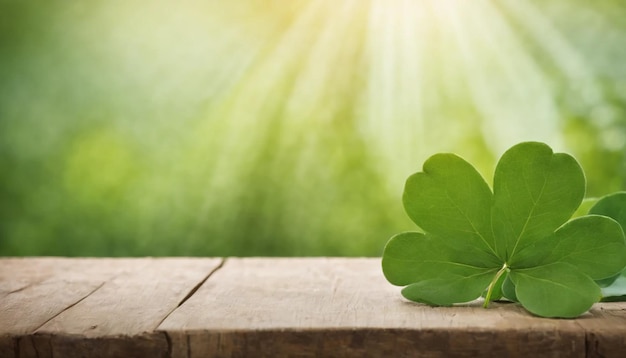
(483, 263), (508, 308)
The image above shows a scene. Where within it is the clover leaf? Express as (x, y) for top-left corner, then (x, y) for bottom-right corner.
(587, 192), (626, 301)
(382, 142), (626, 318)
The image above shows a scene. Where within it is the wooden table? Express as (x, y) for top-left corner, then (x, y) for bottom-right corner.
(1, 258), (625, 357)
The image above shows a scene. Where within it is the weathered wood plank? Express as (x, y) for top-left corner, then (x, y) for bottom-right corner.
(0, 258), (141, 298)
(576, 302), (626, 358)
(158, 258), (587, 357)
(3, 258), (626, 357)
(0, 258), (149, 358)
(0, 259), (150, 335)
(32, 258), (222, 358)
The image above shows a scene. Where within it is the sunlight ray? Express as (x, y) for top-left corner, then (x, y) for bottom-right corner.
(282, 0), (360, 140)
(436, 0), (562, 154)
(185, 1), (326, 240)
(363, 0), (427, 193)
(500, 0), (604, 110)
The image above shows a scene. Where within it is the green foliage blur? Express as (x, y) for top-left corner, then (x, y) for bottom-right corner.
(1, 0), (625, 257)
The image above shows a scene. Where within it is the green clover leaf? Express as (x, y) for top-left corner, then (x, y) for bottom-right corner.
(587, 192), (626, 301)
(382, 142), (626, 318)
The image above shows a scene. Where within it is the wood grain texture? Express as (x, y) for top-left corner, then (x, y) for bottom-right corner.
(576, 302), (626, 358)
(0, 258), (143, 298)
(32, 258), (223, 358)
(2, 258), (626, 357)
(157, 258), (587, 357)
(0, 259), (149, 335)
(0, 258), (149, 358)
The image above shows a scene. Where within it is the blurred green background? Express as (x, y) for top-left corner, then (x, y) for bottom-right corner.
(1, 0), (625, 257)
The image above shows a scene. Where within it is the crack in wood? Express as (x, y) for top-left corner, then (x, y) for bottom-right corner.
(575, 309), (604, 358)
(186, 334), (191, 358)
(151, 258), (227, 357)
(178, 258), (226, 309)
(4, 258), (626, 357)
(1, 278), (48, 301)
(163, 332), (173, 358)
(48, 335), (54, 358)
(8, 282), (38, 295)
(31, 337), (41, 358)
(32, 281), (106, 334)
